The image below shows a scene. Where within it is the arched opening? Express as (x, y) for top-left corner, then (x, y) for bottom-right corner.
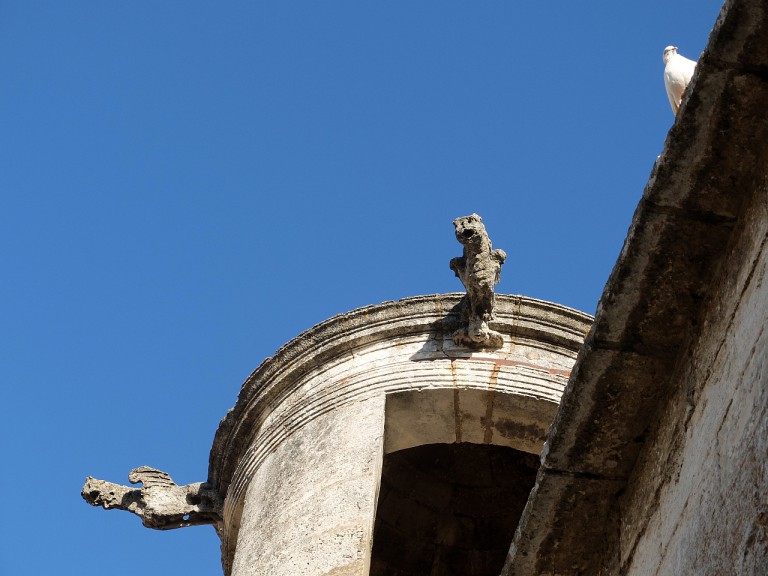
(370, 387), (554, 576)
(369, 442), (539, 576)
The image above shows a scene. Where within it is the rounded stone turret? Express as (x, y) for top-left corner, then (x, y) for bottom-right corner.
(208, 294), (592, 576)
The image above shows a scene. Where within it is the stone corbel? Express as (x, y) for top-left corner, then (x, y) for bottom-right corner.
(81, 466), (223, 530)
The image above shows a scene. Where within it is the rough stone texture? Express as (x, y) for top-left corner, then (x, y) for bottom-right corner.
(81, 466), (222, 530)
(450, 214), (507, 349)
(503, 0), (768, 573)
(620, 186), (768, 575)
(208, 294), (592, 575)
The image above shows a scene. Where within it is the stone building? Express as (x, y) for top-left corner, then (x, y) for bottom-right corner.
(82, 0), (768, 573)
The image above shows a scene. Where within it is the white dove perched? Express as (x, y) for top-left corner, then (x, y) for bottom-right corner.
(663, 46), (697, 115)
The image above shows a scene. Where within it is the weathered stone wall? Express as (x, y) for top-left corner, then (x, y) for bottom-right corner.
(502, 1), (768, 573)
(621, 188), (767, 574)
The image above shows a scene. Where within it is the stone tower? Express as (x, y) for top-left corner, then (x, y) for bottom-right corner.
(83, 214), (594, 575)
(210, 294), (591, 575)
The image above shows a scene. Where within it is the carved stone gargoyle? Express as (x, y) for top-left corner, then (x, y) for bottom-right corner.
(81, 466), (222, 530)
(450, 213), (507, 349)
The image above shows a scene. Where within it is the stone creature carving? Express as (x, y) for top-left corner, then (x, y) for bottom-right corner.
(81, 466), (222, 530)
(663, 45), (697, 115)
(450, 214), (506, 349)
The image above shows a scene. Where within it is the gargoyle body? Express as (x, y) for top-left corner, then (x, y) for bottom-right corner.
(81, 466), (222, 530)
(450, 214), (506, 349)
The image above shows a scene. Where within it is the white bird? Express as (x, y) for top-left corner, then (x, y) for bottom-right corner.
(663, 46), (697, 115)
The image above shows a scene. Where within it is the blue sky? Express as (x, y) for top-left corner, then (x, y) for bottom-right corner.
(2, 2), (722, 574)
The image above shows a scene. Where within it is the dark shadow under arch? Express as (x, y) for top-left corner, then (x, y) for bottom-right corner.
(369, 443), (539, 576)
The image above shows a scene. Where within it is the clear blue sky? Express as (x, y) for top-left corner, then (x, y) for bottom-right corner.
(1, 2), (722, 574)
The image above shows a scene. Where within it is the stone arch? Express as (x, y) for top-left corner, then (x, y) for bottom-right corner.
(370, 388), (558, 576)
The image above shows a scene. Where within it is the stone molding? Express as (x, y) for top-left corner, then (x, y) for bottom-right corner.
(208, 294), (590, 494)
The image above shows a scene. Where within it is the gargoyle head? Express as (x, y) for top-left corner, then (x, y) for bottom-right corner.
(453, 213), (487, 246)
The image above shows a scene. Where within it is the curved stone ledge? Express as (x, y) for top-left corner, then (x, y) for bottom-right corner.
(206, 293), (592, 575)
(208, 294), (589, 493)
